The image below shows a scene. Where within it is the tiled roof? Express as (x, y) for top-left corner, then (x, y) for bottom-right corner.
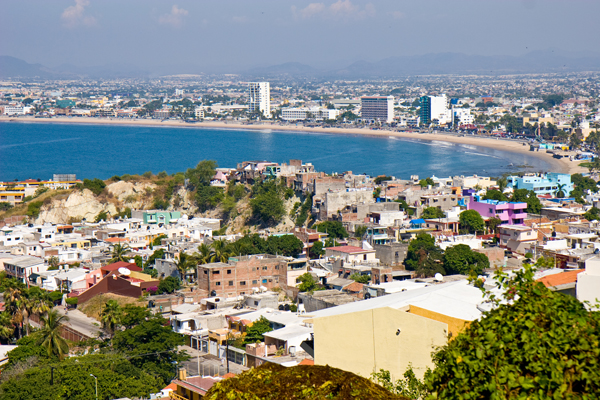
(101, 261), (142, 272)
(326, 245), (372, 254)
(343, 282), (364, 292)
(537, 269), (583, 288)
(299, 359), (315, 366)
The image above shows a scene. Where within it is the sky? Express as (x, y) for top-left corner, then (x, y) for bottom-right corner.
(2, 0), (599, 73)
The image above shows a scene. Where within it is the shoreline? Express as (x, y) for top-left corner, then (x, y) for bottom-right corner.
(1, 116), (584, 175)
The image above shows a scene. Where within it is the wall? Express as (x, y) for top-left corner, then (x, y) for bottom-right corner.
(408, 305), (470, 338)
(313, 307), (447, 379)
(373, 243), (408, 267)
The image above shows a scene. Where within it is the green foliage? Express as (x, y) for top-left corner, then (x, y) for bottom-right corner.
(94, 210), (108, 222)
(82, 178), (106, 196)
(373, 187), (382, 198)
(459, 210), (484, 234)
(443, 244), (489, 275)
(185, 160), (217, 190)
(133, 255), (143, 268)
(100, 300), (122, 337)
(421, 207), (445, 219)
(36, 310), (70, 360)
(315, 221), (349, 239)
(250, 180), (285, 226)
(142, 171), (153, 179)
(371, 366), (428, 400)
(152, 234), (167, 246)
(0, 353), (162, 400)
(354, 225), (368, 238)
(49, 291), (64, 303)
(396, 199), (415, 215)
(65, 297), (78, 306)
(511, 189), (542, 214)
(158, 276), (180, 294)
(205, 363), (405, 400)
(112, 316), (187, 385)
(349, 273), (370, 284)
(374, 176), (392, 184)
(584, 206), (600, 221)
(487, 217), (502, 234)
(482, 189), (508, 202)
(243, 316), (273, 346)
(6, 334), (58, 367)
(419, 177), (435, 188)
(295, 193), (313, 226)
(0, 201), (13, 211)
(426, 263), (600, 398)
(120, 304), (151, 329)
(26, 201), (43, 218)
(145, 248), (165, 268)
(152, 197), (170, 210)
(309, 241), (325, 259)
(404, 233), (445, 277)
(297, 273), (322, 293)
(196, 185), (224, 212)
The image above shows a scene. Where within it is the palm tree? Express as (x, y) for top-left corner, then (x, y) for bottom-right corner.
(109, 243), (131, 263)
(555, 183), (566, 199)
(195, 244), (212, 264)
(0, 312), (15, 343)
(4, 284), (25, 339)
(36, 310), (69, 360)
(100, 300), (122, 338)
(175, 252), (195, 282)
(27, 288), (52, 320)
(210, 239), (231, 263)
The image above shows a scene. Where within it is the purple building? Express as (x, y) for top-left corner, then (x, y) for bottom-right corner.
(468, 196), (527, 225)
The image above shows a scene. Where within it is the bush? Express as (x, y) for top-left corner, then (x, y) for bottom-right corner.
(147, 286), (158, 295)
(142, 171), (153, 179)
(65, 297), (78, 306)
(49, 291), (63, 303)
(0, 202), (13, 211)
(26, 201), (43, 218)
(83, 178), (106, 196)
(158, 276), (180, 294)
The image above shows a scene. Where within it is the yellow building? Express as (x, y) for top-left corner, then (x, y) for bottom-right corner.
(312, 307), (448, 379)
(50, 238), (91, 249)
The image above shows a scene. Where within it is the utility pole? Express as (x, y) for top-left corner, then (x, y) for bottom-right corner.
(90, 374), (98, 400)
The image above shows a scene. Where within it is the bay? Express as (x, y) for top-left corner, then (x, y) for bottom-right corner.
(0, 122), (552, 181)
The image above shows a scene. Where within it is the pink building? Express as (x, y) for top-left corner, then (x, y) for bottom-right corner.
(468, 197), (527, 225)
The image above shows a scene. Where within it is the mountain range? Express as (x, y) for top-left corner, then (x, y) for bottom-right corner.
(2, 49), (599, 80)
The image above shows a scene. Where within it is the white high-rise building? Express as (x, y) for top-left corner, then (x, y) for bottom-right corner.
(430, 94), (451, 125)
(248, 82), (270, 117)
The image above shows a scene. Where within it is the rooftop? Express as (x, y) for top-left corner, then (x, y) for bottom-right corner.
(326, 246), (374, 254)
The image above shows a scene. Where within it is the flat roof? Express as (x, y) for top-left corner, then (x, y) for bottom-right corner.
(326, 246), (375, 254)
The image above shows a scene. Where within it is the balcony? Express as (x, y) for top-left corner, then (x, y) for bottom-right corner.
(169, 392), (188, 400)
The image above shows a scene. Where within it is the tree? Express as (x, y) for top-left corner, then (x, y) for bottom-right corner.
(100, 300), (122, 338)
(243, 316), (273, 346)
(419, 177), (434, 188)
(210, 239), (231, 263)
(425, 262), (600, 398)
(3, 281), (26, 339)
(443, 244), (489, 276)
(297, 273), (322, 293)
(404, 233), (444, 277)
(250, 187), (285, 226)
(196, 185), (224, 212)
(459, 210), (484, 234)
(175, 251), (195, 282)
(511, 189), (542, 214)
(349, 273), (370, 284)
(108, 243), (130, 263)
(120, 305), (151, 329)
(309, 241), (325, 259)
(421, 207), (445, 219)
(152, 234), (167, 246)
(111, 315), (187, 385)
(355, 225), (368, 239)
(555, 183), (566, 198)
(265, 235), (304, 258)
(47, 256), (60, 270)
(584, 206), (600, 221)
(185, 160), (217, 190)
(36, 310), (69, 360)
(158, 276), (180, 294)
(82, 178), (106, 196)
(482, 189), (508, 202)
(0, 312), (14, 343)
(487, 217), (502, 234)
(315, 221), (349, 239)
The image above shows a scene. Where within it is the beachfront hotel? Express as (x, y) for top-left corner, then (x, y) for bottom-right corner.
(360, 96), (394, 123)
(248, 81), (271, 117)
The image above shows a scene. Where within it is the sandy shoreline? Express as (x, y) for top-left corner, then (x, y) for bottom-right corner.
(1, 116), (584, 175)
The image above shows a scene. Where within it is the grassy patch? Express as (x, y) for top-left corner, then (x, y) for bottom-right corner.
(79, 293), (146, 321)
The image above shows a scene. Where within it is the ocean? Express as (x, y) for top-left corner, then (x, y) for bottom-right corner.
(0, 122), (553, 181)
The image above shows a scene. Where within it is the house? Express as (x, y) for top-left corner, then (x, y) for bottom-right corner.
(169, 373), (222, 400)
(4, 255), (46, 284)
(468, 196), (527, 226)
(100, 261), (142, 277)
(325, 246), (377, 264)
(537, 269), (583, 297)
(507, 173), (573, 197)
(577, 257), (600, 306)
(131, 210), (181, 225)
(498, 225), (538, 254)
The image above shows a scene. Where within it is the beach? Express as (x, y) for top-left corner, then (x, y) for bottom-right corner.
(1, 116), (584, 175)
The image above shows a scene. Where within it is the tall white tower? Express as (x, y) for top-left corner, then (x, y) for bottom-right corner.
(248, 82), (270, 117)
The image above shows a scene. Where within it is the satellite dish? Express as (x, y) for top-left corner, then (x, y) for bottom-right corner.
(118, 267), (131, 276)
(434, 273), (444, 282)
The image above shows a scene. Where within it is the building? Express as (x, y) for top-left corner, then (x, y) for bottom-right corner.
(249, 82), (270, 117)
(507, 173), (573, 197)
(4, 255), (46, 284)
(281, 107), (339, 121)
(131, 210), (181, 225)
(360, 96), (394, 123)
(498, 225), (538, 254)
(468, 196), (527, 225)
(577, 257), (600, 306)
(197, 254), (287, 298)
(420, 95), (450, 126)
(325, 246), (377, 264)
(194, 107), (205, 119)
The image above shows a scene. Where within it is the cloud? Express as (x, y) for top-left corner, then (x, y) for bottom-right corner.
(391, 11), (404, 20)
(61, 0), (96, 28)
(292, 1), (374, 20)
(159, 5), (189, 28)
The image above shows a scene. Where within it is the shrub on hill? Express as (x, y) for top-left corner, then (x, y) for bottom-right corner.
(204, 363), (408, 400)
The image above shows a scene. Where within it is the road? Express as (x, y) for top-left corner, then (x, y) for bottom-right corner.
(55, 306), (103, 338)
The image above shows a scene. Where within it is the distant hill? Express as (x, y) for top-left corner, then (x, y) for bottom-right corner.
(244, 62), (317, 77)
(0, 56), (70, 79)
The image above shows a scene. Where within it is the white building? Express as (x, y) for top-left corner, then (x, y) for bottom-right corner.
(451, 107), (474, 126)
(577, 257), (600, 307)
(360, 96), (394, 123)
(195, 107), (205, 119)
(430, 95), (451, 125)
(249, 82), (270, 117)
(3, 106), (25, 115)
(281, 107), (340, 121)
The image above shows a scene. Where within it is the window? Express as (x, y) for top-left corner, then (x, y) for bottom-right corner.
(275, 265), (279, 270)
(228, 281), (234, 286)
(240, 281), (246, 286)
(213, 270), (220, 275)
(363, 254), (367, 260)
(262, 266), (268, 270)
(204, 270), (208, 274)
(227, 269), (232, 274)
(252, 280), (257, 284)
(262, 279), (267, 284)
(215, 282), (221, 286)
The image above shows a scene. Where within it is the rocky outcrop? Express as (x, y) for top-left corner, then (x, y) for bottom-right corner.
(35, 189), (118, 224)
(106, 181), (157, 209)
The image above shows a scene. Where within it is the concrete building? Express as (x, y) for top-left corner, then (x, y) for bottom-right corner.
(468, 196), (527, 225)
(249, 82), (270, 117)
(577, 257), (600, 307)
(507, 173), (573, 197)
(420, 95), (450, 126)
(360, 96), (394, 123)
(4, 255), (46, 284)
(281, 107), (339, 121)
(498, 225), (538, 254)
(131, 210), (181, 225)
(325, 246), (377, 264)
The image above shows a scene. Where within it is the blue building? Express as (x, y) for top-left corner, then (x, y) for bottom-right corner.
(507, 173), (573, 197)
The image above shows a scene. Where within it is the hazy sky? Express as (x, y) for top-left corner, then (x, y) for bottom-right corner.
(2, 0), (599, 72)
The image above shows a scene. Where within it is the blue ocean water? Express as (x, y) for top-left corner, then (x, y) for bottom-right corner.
(0, 122), (553, 181)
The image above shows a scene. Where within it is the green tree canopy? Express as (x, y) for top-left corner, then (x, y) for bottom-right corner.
(309, 241), (325, 259)
(243, 316), (273, 346)
(443, 244), (489, 276)
(158, 276), (180, 294)
(421, 207), (445, 219)
(404, 233), (444, 277)
(511, 189), (542, 214)
(250, 180), (285, 226)
(349, 273), (370, 284)
(297, 273), (322, 293)
(425, 263), (600, 398)
(459, 210), (484, 234)
(482, 189), (508, 202)
(315, 221), (349, 239)
(185, 160), (217, 190)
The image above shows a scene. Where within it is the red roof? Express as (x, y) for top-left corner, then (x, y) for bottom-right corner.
(343, 282), (364, 292)
(298, 359), (314, 366)
(174, 377), (220, 395)
(537, 270), (583, 288)
(101, 261), (142, 272)
(326, 246), (373, 254)
(222, 373), (236, 379)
